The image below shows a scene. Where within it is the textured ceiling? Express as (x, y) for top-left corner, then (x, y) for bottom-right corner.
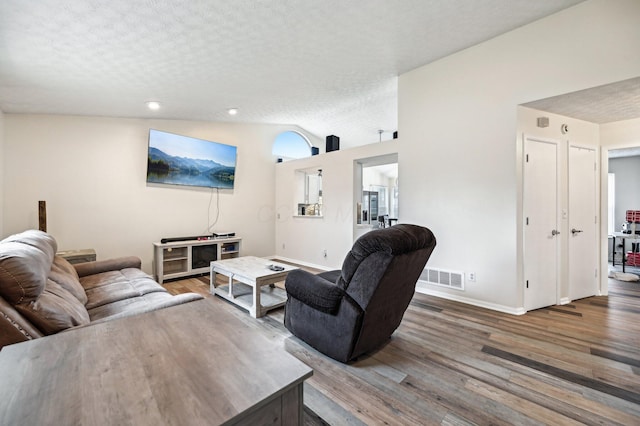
(609, 147), (640, 159)
(0, 0), (585, 148)
(524, 77), (640, 125)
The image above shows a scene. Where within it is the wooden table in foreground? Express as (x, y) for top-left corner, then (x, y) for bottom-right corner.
(210, 256), (299, 318)
(0, 299), (312, 425)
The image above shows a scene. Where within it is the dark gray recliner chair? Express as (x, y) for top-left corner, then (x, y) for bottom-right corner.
(284, 224), (436, 363)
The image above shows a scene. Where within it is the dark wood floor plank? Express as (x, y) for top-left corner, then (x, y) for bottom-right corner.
(591, 347), (640, 368)
(510, 372), (640, 425)
(482, 346), (640, 405)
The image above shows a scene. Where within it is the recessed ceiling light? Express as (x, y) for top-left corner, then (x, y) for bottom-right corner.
(146, 101), (161, 110)
(228, 108), (238, 115)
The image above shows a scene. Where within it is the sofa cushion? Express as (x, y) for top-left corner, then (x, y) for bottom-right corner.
(15, 279), (90, 335)
(81, 268), (168, 310)
(88, 291), (203, 322)
(49, 256), (88, 305)
(0, 241), (51, 305)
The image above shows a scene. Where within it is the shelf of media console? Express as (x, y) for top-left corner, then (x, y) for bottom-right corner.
(153, 236), (242, 284)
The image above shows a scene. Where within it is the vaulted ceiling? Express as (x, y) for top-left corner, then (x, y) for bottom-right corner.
(0, 0), (585, 148)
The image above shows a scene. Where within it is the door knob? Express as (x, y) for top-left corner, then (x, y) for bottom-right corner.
(551, 230), (560, 236)
(571, 228), (583, 234)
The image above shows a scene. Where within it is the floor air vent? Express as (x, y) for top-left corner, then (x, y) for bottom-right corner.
(419, 267), (464, 290)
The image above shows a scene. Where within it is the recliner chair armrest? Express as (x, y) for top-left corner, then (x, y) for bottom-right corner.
(74, 256), (142, 277)
(285, 269), (344, 314)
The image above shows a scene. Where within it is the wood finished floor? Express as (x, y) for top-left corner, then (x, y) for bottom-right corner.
(164, 274), (640, 425)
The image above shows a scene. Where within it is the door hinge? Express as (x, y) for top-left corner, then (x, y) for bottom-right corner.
(526, 280), (529, 289)
(595, 269), (598, 278)
(526, 154), (529, 163)
(526, 217), (529, 225)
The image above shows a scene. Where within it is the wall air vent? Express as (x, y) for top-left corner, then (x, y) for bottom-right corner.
(419, 267), (464, 290)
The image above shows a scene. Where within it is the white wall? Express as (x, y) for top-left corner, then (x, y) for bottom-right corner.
(275, 140), (398, 269)
(398, 0), (640, 312)
(601, 117), (640, 148)
(362, 167), (390, 188)
(3, 114), (314, 274)
(0, 110), (4, 237)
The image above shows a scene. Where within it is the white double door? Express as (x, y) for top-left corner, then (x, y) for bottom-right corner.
(523, 136), (598, 311)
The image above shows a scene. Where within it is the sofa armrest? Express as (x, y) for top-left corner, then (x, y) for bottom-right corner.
(0, 297), (44, 349)
(285, 269), (344, 314)
(74, 256), (142, 278)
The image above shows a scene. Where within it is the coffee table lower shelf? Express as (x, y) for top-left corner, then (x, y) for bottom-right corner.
(214, 282), (287, 314)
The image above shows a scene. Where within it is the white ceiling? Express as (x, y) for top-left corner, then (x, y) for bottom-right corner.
(523, 77), (640, 125)
(0, 0), (585, 149)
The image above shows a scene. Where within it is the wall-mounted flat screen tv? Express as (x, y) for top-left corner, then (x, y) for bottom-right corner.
(146, 129), (237, 189)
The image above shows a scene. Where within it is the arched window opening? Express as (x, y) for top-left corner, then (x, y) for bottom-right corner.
(272, 131), (312, 161)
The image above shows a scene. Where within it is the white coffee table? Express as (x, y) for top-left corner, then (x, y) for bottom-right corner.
(210, 256), (298, 318)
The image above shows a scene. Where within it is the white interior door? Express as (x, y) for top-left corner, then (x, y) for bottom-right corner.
(524, 137), (559, 311)
(569, 145), (598, 300)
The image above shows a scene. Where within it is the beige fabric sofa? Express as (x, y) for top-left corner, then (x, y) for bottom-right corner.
(0, 230), (203, 349)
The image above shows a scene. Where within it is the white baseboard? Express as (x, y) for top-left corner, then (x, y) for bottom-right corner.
(559, 297), (572, 305)
(268, 255), (333, 272)
(267, 257), (526, 315)
(415, 282), (526, 315)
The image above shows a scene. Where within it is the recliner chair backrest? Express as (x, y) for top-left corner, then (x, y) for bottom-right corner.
(337, 224), (436, 359)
